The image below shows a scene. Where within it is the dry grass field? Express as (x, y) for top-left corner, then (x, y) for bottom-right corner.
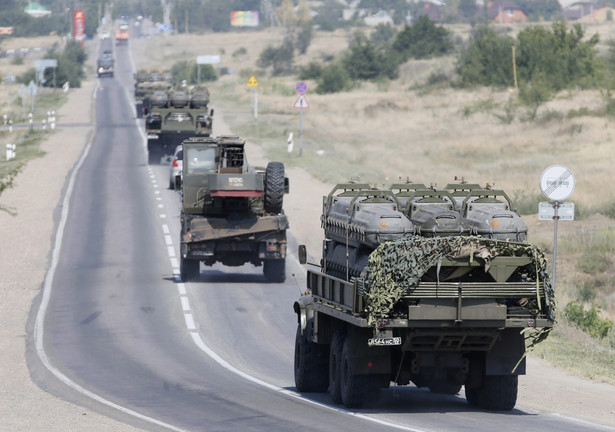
(141, 23), (615, 380)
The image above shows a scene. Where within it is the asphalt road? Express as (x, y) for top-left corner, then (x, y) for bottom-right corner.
(31, 38), (615, 432)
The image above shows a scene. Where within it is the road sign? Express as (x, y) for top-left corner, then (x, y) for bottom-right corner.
(293, 94), (309, 109)
(197, 55), (220, 64)
(539, 201), (575, 221)
(540, 165), (575, 201)
(247, 75), (258, 87)
(296, 81), (307, 94)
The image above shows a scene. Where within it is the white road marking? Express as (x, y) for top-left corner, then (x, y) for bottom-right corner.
(184, 313), (196, 330)
(180, 296), (190, 312)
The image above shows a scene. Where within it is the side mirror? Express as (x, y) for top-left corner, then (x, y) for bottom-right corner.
(298, 245), (307, 265)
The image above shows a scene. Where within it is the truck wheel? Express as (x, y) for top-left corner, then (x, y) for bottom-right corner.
(263, 259), (285, 282)
(264, 162), (285, 214)
(294, 325), (329, 393)
(328, 329), (345, 404)
(180, 256), (199, 282)
(148, 150), (159, 165)
(339, 337), (380, 408)
(470, 375), (518, 410)
(136, 103), (143, 118)
(465, 386), (479, 407)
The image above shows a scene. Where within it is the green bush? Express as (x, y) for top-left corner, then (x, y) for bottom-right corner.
(342, 33), (398, 81)
(456, 26), (515, 87)
(257, 40), (294, 76)
(392, 15), (453, 61)
(457, 22), (601, 90)
(564, 302), (614, 339)
(315, 63), (350, 94)
(171, 61), (217, 85)
(298, 61), (323, 80)
(19, 41), (86, 88)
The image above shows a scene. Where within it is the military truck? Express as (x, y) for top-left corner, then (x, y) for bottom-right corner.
(178, 136), (289, 282)
(145, 86), (213, 164)
(134, 70), (173, 118)
(294, 181), (554, 410)
(97, 54), (114, 78)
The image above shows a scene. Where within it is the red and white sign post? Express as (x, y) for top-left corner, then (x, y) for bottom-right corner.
(73, 10), (85, 46)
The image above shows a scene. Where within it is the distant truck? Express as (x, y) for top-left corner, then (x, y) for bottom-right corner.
(177, 136), (289, 283)
(134, 70), (173, 118)
(115, 23), (129, 45)
(97, 54), (114, 78)
(293, 181), (554, 410)
(145, 86), (213, 164)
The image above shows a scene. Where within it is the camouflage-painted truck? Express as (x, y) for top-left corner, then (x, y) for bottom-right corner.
(178, 136), (289, 282)
(145, 85), (213, 164)
(294, 181), (554, 410)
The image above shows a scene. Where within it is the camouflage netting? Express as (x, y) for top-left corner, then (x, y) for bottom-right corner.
(362, 236), (555, 327)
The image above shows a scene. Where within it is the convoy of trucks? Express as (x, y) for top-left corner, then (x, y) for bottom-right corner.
(115, 24), (557, 415)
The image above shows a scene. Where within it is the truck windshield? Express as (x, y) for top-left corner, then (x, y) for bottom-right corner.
(186, 147), (217, 173)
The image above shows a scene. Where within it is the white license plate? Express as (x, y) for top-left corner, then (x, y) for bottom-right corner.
(368, 337), (401, 347)
(147, 134), (159, 139)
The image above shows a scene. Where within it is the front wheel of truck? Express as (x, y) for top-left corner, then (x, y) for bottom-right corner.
(294, 325), (329, 393)
(180, 256), (199, 282)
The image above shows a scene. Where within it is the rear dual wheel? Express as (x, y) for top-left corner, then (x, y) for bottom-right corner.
(329, 330), (380, 408)
(465, 375), (518, 410)
(263, 259), (285, 283)
(180, 256), (199, 282)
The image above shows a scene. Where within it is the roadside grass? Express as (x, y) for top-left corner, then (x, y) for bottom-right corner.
(531, 323), (615, 385)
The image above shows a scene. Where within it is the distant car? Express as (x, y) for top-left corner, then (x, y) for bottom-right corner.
(100, 31), (110, 40)
(169, 145), (183, 189)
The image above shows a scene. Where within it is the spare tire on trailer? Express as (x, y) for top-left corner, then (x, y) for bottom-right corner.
(264, 161), (285, 214)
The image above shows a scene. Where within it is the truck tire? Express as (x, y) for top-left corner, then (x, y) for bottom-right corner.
(148, 149), (160, 165)
(264, 162), (285, 214)
(339, 337), (380, 408)
(263, 259), (285, 282)
(136, 102), (143, 118)
(180, 256), (199, 282)
(328, 329), (345, 404)
(470, 375), (518, 410)
(294, 325), (329, 393)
